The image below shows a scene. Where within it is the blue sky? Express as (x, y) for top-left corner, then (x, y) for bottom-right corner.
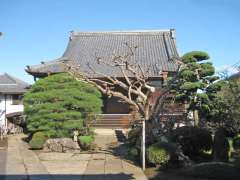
(0, 0), (240, 83)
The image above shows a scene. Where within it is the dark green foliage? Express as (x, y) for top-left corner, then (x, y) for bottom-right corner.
(78, 135), (94, 150)
(205, 78), (240, 134)
(180, 82), (204, 91)
(180, 162), (240, 180)
(171, 126), (212, 156)
(146, 142), (177, 166)
(199, 62), (215, 77)
(170, 51), (224, 126)
(182, 51), (209, 63)
(29, 132), (48, 149)
(24, 73), (103, 138)
(126, 147), (139, 160)
(233, 135), (240, 150)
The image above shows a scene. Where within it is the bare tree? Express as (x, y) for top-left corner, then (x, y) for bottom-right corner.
(62, 43), (183, 169)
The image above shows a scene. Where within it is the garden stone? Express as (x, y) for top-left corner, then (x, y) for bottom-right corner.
(43, 138), (80, 153)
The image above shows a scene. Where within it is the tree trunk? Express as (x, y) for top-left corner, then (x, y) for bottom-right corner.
(193, 94), (199, 126)
(193, 109), (199, 126)
(142, 119), (146, 170)
(141, 105), (149, 170)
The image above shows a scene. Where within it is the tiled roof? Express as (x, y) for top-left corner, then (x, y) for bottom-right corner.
(229, 72), (240, 80)
(0, 73), (29, 94)
(26, 29), (180, 77)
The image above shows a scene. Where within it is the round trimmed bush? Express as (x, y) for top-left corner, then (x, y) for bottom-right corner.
(233, 135), (240, 150)
(171, 126), (212, 156)
(147, 142), (177, 166)
(78, 135), (94, 150)
(29, 132), (48, 149)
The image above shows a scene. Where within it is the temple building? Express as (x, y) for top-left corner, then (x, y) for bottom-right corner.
(0, 73), (29, 131)
(26, 30), (184, 127)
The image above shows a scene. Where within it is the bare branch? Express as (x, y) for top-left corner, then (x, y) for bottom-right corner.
(61, 43), (161, 119)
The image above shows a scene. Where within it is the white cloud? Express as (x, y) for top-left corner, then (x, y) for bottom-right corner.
(215, 65), (239, 78)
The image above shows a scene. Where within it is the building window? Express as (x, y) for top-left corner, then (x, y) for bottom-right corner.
(12, 95), (23, 105)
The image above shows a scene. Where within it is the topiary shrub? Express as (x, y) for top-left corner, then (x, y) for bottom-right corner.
(29, 132), (48, 149)
(78, 135), (94, 150)
(24, 73), (103, 138)
(170, 126), (212, 156)
(146, 142), (177, 166)
(233, 135), (240, 150)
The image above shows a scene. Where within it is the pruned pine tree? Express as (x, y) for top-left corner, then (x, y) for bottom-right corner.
(170, 51), (222, 126)
(24, 73), (103, 138)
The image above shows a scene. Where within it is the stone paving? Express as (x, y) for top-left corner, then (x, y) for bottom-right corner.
(0, 147), (7, 179)
(4, 132), (147, 180)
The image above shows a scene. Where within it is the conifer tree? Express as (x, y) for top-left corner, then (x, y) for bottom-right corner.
(171, 51), (220, 126)
(24, 73), (103, 137)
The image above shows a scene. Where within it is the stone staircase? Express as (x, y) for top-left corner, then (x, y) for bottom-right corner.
(91, 114), (133, 129)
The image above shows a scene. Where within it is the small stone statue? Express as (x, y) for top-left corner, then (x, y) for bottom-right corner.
(73, 129), (79, 142)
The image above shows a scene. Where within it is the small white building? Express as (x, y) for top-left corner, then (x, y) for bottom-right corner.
(0, 73), (29, 130)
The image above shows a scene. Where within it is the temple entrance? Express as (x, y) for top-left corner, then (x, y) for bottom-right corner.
(104, 96), (130, 114)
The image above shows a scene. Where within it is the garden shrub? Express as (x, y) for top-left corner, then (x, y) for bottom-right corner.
(146, 142), (177, 166)
(78, 135), (94, 150)
(233, 135), (240, 150)
(29, 131), (48, 149)
(24, 73), (103, 138)
(126, 147), (139, 160)
(170, 126), (212, 156)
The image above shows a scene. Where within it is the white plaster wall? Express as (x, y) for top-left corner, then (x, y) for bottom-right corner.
(0, 94), (24, 126)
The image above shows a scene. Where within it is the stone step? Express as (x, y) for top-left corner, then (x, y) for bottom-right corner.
(92, 124), (130, 128)
(93, 120), (129, 124)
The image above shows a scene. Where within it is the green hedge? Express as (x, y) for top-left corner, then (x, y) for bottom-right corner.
(29, 132), (48, 149)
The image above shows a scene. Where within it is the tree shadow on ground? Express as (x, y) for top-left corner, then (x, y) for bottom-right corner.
(103, 130), (141, 167)
(0, 173), (135, 180)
